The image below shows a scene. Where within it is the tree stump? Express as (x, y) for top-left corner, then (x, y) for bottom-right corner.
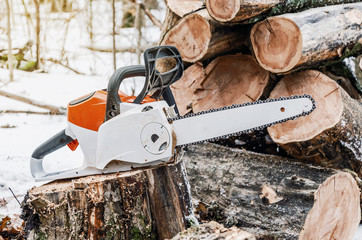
(21, 162), (193, 240)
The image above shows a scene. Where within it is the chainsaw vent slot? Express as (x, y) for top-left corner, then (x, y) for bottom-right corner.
(159, 142), (167, 151)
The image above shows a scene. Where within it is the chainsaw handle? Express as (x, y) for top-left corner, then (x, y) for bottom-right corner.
(30, 129), (74, 179)
(105, 65), (146, 121)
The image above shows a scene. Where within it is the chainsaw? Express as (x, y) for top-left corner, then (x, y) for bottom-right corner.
(31, 46), (316, 182)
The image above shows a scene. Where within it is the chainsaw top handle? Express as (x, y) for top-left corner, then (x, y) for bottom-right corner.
(105, 45), (184, 121)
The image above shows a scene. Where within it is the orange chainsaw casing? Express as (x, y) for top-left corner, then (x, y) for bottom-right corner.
(67, 90), (156, 132)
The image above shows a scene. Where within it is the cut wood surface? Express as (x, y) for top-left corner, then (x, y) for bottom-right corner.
(170, 63), (204, 116)
(170, 54), (269, 115)
(251, 3), (362, 73)
(161, 13), (211, 63)
(299, 172), (361, 240)
(21, 162), (193, 240)
(184, 143), (361, 239)
(160, 11), (250, 63)
(267, 70), (362, 176)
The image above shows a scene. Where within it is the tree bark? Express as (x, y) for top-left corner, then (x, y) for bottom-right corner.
(21, 162), (193, 240)
(250, 3), (362, 73)
(206, 0), (281, 22)
(170, 54), (270, 115)
(184, 143), (361, 239)
(160, 11), (250, 63)
(267, 70), (362, 177)
(5, 0), (14, 82)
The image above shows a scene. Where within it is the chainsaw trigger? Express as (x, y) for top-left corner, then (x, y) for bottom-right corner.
(67, 139), (79, 151)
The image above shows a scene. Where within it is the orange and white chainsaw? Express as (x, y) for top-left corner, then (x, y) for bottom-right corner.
(31, 46), (316, 182)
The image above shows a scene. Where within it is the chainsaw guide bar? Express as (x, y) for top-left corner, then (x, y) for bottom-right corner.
(171, 94), (316, 147)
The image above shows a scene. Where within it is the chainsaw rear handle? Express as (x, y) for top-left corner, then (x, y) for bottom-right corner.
(30, 129), (74, 178)
(105, 65), (146, 121)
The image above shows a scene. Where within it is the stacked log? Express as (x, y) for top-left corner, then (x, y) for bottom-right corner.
(183, 143), (361, 239)
(166, 2), (362, 238)
(168, 2), (362, 175)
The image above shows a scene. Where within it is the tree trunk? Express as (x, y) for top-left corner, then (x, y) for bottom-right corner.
(170, 54), (270, 115)
(34, 0), (40, 70)
(21, 162), (193, 240)
(112, 0), (117, 71)
(5, 0), (14, 82)
(267, 70), (362, 177)
(250, 3), (362, 73)
(160, 11), (250, 63)
(184, 143), (361, 239)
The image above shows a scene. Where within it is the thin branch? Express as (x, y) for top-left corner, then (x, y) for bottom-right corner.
(0, 90), (65, 115)
(43, 58), (85, 75)
(128, 0), (162, 28)
(1, 110), (58, 115)
(5, 0), (14, 82)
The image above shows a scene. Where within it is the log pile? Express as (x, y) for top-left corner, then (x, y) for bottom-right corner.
(20, 1), (362, 240)
(167, 1), (362, 177)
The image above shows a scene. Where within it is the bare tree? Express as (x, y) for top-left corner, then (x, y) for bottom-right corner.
(5, 0), (14, 82)
(33, 0), (40, 69)
(135, 3), (143, 64)
(112, 0), (117, 71)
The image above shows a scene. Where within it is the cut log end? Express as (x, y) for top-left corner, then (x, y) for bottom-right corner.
(171, 54), (269, 115)
(299, 172), (361, 240)
(161, 13), (211, 63)
(205, 0), (239, 22)
(192, 54), (269, 113)
(267, 70), (343, 144)
(251, 17), (302, 73)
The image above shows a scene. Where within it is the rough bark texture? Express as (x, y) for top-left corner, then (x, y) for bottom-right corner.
(21, 162), (193, 240)
(268, 70), (362, 177)
(251, 3), (362, 73)
(247, 0), (362, 23)
(160, 11), (251, 63)
(206, 0), (281, 22)
(183, 143), (360, 239)
(170, 54), (269, 115)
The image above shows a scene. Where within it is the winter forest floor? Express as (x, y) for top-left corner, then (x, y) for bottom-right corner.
(0, 0), (361, 239)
